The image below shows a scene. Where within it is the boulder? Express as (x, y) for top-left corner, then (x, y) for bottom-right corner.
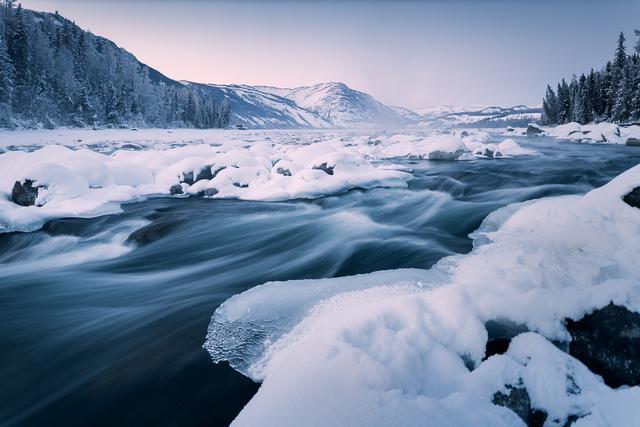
(460, 131), (470, 137)
(11, 179), (42, 206)
(313, 162), (334, 175)
(276, 167), (292, 176)
(204, 187), (219, 197)
(125, 220), (178, 246)
(169, 184), (184, 195)
(526, 124), (544, 135)
(492, 386), (547, 427)
(623, 187), (640, 208)
(625, 137), (640, 146)
(195, 166), (214, 182)
(181, 171), (195, 186)
(566, 303), (640, 387)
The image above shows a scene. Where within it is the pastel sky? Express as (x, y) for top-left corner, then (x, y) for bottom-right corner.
(20, 0), (640, 108)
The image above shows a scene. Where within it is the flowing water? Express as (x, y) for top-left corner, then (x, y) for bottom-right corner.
(1, 134), (639, 427)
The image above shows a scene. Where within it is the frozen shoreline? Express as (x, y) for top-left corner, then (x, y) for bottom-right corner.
(207, 163), (640, 427)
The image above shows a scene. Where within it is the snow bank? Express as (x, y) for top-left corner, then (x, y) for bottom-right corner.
(206, 164), (640, 426)
(357, 131), (536, 160)
(0, 140), (409, 233)
(545, 122), (640, 145)
(0, 129), (536, 233)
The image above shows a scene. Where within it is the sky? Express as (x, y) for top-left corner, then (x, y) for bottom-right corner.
(19, 0), (640, 109)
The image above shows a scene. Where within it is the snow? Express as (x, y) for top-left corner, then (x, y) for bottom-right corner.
(0, 128), (536, 233)
(544, 122), (640, 145)
(206, 164), (640, 426)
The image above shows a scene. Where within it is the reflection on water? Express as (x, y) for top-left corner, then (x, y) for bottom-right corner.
(0, 135), (639, 426)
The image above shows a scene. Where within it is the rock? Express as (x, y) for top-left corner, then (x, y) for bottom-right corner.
(623, 187), (640, 208)
(204, 188), (219, 197)
(125, 220), (178, 246)
(232, 182), (249, 188)
(460, 131), (470, 137)
(169, 184), (183, 195)
(11, 179), (42, 206)
(428, 149), (465, 160)
(566, 303), (640, 387)
(526, 124), (544, 135)
(506, 127), (515, 132)
(276, 167), (292, 176)
(195, 167), (214, 181)
(493, 386), (547, 427)
(484, 320), (529, 361)
(313, 162), (334, 175)
(625, 137), (640, 146)
(181, 171), (195, 185)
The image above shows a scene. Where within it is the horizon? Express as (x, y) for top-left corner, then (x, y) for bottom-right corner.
(19, 0), (640, 109)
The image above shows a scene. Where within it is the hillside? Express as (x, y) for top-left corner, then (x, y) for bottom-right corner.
(0, 5), (228, 129)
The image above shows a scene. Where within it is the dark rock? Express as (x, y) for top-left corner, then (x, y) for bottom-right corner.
(232, 182), (249, 188)
(181, 171), (195, 185)
(195, 166), (214, 182)
(460, 131), (470, 137)
(484, 320), (529, 361)
(276, 167), (292, 176)
(493, 386), (547, 427)
(11, 179), (42, 206)
(506, 127), (515, 132)
(204, 188), (219, 197)
(526, 124), (544, 135)
(566, 303), (640, 388)
(169, 184), (184, 195)
(624, 187), (640, 209)
(625, 137), (640, 146)
(484, 338), (511, 360)
(125, 220), (178, 246)
(313, 162), (334, 175)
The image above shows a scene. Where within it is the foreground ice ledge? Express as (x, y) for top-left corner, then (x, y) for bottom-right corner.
(206, 164), (640, 426)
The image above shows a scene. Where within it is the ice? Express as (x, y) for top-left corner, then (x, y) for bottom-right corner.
(205, 164), (640, 426)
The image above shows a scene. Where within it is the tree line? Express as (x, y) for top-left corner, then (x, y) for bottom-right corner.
(0, 2), (230, 129)
(542, 32), (640, 125)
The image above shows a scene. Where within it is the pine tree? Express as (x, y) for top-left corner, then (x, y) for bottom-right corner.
(615, 32), (627, 71)
(0, 30), (14, 126)
(7, 4), (29, 111)
(612, 64), (632, 122)
(542, 85), (559, 125)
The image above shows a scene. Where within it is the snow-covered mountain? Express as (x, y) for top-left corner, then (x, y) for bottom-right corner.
(189, 83), (331, 129)
(193, 82), (409, 129)
(283, 82), (408, 128)
(415, 105), (542, 128)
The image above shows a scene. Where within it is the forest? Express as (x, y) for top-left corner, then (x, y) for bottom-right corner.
(542, 31), (640, 125)
(0, 1), (229, 129)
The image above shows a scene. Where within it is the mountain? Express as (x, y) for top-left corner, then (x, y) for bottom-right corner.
(200, 82), (409, 129)
(283, 82), (408, 128)
(188, 83), (330, 129)
(390, 105), (424, 122)
(0, 5), (228, 129)
(414, 105), (542, 128)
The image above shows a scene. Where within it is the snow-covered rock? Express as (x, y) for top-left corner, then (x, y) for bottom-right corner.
(544, 122), (640, 145)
